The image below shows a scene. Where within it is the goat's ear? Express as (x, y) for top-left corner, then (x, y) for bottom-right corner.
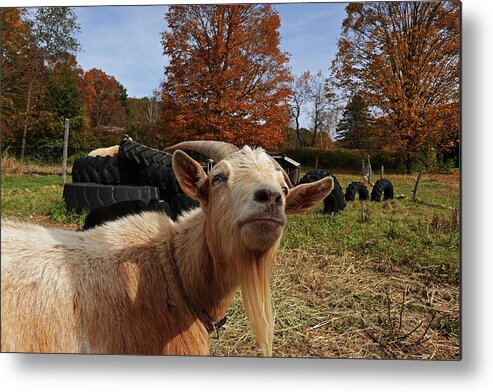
(285, 177), (334, 215)
(172, 150), (209, 205)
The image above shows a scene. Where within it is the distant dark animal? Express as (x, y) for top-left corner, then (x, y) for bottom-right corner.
(82, 199), (174, 230)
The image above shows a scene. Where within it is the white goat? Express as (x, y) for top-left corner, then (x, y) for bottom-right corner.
(87, 144), (120, 157)
(1, 141), (333, 356)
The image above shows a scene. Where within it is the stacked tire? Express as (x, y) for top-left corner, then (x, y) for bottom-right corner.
(63, 139), (198, 218)
(298, 170), (346, 214)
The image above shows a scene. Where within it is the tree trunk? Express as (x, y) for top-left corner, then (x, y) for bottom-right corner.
(311, 122), (321, 147)
(295, 118), (304, 147)
(61, 118), (70, 185)
(20, 70), (36, 161)
(293, 107), (304, 147)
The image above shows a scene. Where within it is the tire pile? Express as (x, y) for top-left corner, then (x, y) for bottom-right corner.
(63, 138), (199, 220)
(297, 170), (395, 215)
(64, 139), (395, 222)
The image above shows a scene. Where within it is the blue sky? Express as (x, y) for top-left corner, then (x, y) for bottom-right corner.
(275, 3), (347, 77)
(74, 3), (347, 99)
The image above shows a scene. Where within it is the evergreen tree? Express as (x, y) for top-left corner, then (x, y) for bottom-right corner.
(335, 94), (372, 149)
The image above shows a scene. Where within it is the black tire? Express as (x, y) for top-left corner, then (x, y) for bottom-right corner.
(345, 182), (370, 202)
(165, 193), (200, 219)
(298, 170), (325, 184)
(72, 156), (139, 185)
(298, 170), (346, 214)
(119, 139), (171, 167)
(63, 183), (161, 213)
(83, 200), (149, 230)
(138, 163), (181, 194)
(371, 179), (394, 201)
(82, 199), (176, 230)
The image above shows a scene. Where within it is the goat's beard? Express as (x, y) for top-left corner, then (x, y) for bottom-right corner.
(236, 244), (278, 357)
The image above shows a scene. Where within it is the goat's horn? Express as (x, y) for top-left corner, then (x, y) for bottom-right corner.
(164, 141), (239, 163)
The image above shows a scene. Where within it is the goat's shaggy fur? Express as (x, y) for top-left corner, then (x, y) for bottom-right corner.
(1, 144), (333, 356)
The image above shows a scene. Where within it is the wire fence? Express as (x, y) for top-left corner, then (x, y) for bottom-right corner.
(2, 146), (88, 165)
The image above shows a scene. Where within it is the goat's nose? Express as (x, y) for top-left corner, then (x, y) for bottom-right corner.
(253, 188), (282, 207)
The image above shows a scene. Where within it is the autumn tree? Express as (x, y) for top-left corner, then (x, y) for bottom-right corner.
(127, 94), (164, 147)
(127, 98), (147, 141)
(331, 1), (460, 172)
(280, 126), (312, 150)
(83, 68), (127, 131)
(0, 8), (36, 143)
(161, 4), (292, 148)
(335, 94), (373, 149)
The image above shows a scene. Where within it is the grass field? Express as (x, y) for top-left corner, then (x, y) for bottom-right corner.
(1, 160), (460, 359)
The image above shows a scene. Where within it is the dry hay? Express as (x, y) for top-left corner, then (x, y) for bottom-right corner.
(211, 246), (459, 359)
(1, 154), (62, 175)
(1, 155), (25, 175)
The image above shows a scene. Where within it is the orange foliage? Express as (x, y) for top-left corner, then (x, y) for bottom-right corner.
(331, 2), (460, 171)
(160, 5), (292, 149)
(83, 68), (126, 129)
(0, 8), (37, 142)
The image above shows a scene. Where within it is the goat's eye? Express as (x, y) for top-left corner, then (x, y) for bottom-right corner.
(211, 174), (227, 186)
(281, 186), (289, 195)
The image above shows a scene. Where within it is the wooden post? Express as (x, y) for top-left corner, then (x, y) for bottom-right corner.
(412, 169), (425, 202)
(367, 158), (372, 185)
(362, 160), (365, 177)
(315, 155), (319, 170)
(61, 118), (69, 185)
(381, 166), (384, 179)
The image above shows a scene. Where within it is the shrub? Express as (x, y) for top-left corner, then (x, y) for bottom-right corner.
(280, 147), (368, 171)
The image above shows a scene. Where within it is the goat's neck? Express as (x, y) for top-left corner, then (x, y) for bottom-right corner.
(172, 210), (239, 322)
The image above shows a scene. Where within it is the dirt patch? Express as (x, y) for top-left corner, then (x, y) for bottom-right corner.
(426, 171), (460, 190)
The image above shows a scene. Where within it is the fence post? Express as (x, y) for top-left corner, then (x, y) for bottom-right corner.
(412, 169), (425, 202)
(381, 165), (384, 179)
(61, 118), (70, 185)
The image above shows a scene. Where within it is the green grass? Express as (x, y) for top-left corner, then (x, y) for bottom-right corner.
(1, 174), (62, 190)
(283, 201), (459, 284)
(1, 174), (86, 226)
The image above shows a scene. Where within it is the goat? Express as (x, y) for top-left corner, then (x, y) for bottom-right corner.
(87, 144), (120, 158)
(1, 141), (334, 356)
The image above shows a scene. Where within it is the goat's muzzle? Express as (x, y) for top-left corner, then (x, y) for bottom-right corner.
(239, 202), (286, 252)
